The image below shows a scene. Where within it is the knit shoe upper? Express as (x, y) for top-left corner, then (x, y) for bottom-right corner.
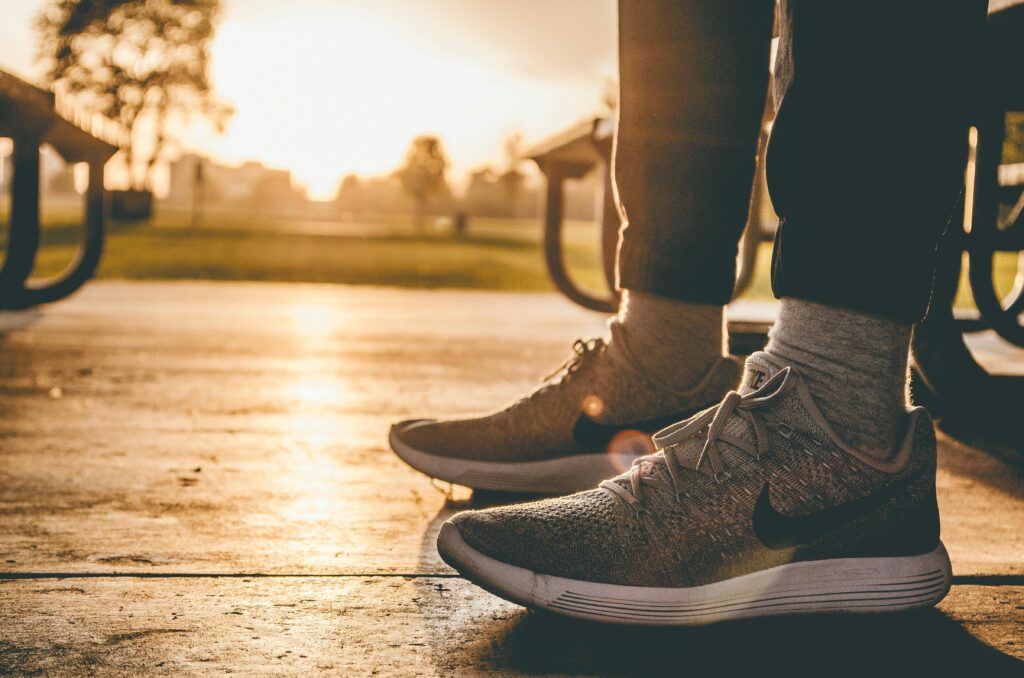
(448, 357), (941, 588)
(392, 336), (742, 464)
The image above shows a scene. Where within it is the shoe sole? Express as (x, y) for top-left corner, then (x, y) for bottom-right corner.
(437, 522), (952, 626)
(389, 420), (637, 494)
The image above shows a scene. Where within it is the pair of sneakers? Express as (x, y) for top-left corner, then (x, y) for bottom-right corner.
(389, 339), (951, 626)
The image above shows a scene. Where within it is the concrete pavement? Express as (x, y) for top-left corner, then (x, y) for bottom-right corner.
(0, 281), (1021, 675)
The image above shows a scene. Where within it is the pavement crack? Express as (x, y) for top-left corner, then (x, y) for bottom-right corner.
(0, 571), (462, 580)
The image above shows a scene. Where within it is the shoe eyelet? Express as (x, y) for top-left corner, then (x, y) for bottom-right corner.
(674, 492), (686, 503)
(634, 507), (649, 519)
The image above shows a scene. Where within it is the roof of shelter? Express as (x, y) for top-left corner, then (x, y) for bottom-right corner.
(525, 115), (614, 168)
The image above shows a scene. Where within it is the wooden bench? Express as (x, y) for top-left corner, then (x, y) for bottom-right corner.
(0, 69), (121, 310)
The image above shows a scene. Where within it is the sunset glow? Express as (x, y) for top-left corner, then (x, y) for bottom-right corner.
(0, 0), (616, 200)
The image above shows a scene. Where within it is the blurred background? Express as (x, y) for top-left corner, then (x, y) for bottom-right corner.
(0, 0), (1019, 303)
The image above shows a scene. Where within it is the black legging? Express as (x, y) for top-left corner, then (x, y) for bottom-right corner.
(614, 0), (988, 322)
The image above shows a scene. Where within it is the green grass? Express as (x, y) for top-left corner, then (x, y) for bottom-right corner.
(9, 213), (1020, 309)
(20, 215), (611, 294)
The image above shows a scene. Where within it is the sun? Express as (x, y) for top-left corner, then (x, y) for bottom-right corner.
(180, 0), (611, 200)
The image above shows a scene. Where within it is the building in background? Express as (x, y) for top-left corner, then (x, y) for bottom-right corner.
(162, 153), (308, 219)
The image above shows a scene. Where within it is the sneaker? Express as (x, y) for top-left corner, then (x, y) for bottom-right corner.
(390, 337), (742, 494)
(437, 354), (951, 625)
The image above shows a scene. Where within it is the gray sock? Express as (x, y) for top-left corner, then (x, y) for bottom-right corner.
(606, 290), (726, 393)
(765, 298), (911, 460)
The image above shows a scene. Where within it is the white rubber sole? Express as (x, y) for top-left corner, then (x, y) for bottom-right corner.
(437, 522), (953, 626)
(389, 420), (637, 494)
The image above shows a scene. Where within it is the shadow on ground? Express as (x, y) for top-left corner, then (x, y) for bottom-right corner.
(456, 605), (1022, 677)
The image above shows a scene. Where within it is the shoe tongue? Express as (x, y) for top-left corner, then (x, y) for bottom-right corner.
(738, 351), (790, 395)
(620, 353), (791, 488)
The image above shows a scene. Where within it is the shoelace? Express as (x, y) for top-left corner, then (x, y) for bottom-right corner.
(600, 389), (771, 514)
(535, 337), (604, 391)
(508, 338), (604, 410)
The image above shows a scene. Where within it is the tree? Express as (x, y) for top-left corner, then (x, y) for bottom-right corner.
(464, 166), (499, 217)
(395, 135), (449, 229)
(334, 173), (363, 215)
(36, 0), (232, 191)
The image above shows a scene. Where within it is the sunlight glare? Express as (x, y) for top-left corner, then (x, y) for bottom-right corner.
(187, 1), (606, 199)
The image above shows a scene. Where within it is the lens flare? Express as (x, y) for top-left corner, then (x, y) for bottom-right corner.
(582, 394), (604, 417)
(607, 429), (656, 473)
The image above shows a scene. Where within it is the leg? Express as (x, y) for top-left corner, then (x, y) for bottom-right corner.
(615, 0), (773, 303)
(767, 0), (984, 320)
(389, 0), (773, 493)
(761, 0), (988, 457)
(606, 0), (773, 407)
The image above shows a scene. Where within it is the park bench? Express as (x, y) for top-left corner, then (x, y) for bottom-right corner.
(0, 68), (121, 310)
(528, 2), (1024, 446)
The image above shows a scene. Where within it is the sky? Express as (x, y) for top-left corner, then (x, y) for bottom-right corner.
(0, 0), (617, 199)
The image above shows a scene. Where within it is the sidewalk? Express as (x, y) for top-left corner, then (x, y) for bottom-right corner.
(0, 281), (1021, 675)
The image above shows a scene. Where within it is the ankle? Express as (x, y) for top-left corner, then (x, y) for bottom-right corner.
(765, 298), (910, 460)
(608, 290), (726, 393)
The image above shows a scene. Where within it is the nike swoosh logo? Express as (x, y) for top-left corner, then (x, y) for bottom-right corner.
(572, 405), (707, 451)
(752, 466), (926, 550)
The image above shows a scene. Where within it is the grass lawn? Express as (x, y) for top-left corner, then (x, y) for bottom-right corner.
(24, 214), (611, 294)
(12, 212), (1021, 309)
